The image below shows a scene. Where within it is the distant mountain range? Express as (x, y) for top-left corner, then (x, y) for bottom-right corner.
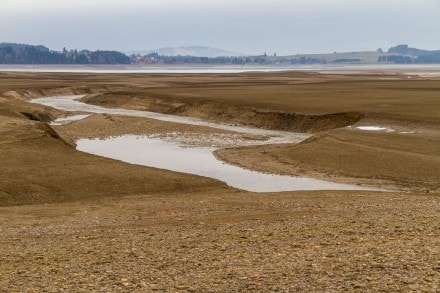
(127, 46), (246, 57)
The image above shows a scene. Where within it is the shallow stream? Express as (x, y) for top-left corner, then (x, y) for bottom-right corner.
(32, 95), (379, 192)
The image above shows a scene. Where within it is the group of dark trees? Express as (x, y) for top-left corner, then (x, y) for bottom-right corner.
(0, 43), (131, 64)
(135, 52), (258, 65)
(135, 53), (330, 65)
(378, 54), (440, 64)
(290, 57), (326, 64)
(415, 54), (440, 63)
(378, 55), (414, 64)
(164, 55), (247, 64)
(378, 44), (440, 64)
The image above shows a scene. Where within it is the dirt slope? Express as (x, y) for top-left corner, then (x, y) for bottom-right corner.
(82, 92), (364, 132)
(0, 99), (226, 206)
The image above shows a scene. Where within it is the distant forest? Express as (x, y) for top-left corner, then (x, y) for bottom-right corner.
(0, 43), (131, 64)
(1, 43), (440, 65)
(377, 45), (440, 64)
(132, 52), (263, 65)
(132, 52), (330, 65)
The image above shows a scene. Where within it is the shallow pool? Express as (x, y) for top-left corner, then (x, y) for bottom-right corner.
(77, 135), (379, 192)
(34, 95), (383, 192)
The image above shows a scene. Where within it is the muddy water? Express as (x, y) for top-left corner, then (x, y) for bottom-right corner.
(32, 95), (380, 192)
(76, 135), (375, 192)
(50, 114), (91, 126)
(32, 95), (308, 144)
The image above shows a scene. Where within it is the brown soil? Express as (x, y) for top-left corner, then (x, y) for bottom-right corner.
(1, 191), (439, 292)
(0, 114), (226, 207)
(0, 70), (439, 291)
(76, 71), (440, 192)
(216, 128), (440, 192)
(82, 92), (364, 132)
(78, 72), (440, 128)
(55, 113), (242, 143)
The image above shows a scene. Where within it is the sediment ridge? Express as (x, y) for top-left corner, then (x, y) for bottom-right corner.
(81, 92), (363, 132)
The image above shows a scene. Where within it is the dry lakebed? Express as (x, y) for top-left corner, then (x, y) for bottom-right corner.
(0, 70), (439, 291)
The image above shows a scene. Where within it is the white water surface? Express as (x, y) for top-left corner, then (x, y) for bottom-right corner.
(50, 114), (91, 125)
(32, 95), (381, 192)
(77, 135), (376, 192)
(356, 126), (394, 132)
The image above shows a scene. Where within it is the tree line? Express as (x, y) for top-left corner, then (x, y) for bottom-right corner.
(132, 53), (329, 65)
(378, 44), (440, 64)
(0, 43), (131, 64)
(378, 54), (440, 64)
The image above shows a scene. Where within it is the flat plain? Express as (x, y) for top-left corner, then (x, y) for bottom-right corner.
(0, 70), (439, 291)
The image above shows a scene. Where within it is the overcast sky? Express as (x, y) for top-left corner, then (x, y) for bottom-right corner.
(1, 0), (439, 55)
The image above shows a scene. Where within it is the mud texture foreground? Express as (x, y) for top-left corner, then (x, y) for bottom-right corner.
(0, 71), (439, 291)
(1, 192), (439, 291)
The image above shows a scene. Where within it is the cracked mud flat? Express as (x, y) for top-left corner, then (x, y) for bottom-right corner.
(1, 71), (439, 291)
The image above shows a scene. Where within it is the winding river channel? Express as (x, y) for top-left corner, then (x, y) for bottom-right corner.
(32, 95), (380, 192)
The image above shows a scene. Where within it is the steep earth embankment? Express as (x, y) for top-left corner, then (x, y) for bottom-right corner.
(0, 93), (227, 206)
(81, 92), (363, 132)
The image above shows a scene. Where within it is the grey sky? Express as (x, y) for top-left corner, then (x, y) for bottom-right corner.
(1, 0), (439, 55)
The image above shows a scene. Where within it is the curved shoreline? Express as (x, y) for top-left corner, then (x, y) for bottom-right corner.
(32, 95), (382, 192)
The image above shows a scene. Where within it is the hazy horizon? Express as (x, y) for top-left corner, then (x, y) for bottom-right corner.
(1, 0), (439, 55)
